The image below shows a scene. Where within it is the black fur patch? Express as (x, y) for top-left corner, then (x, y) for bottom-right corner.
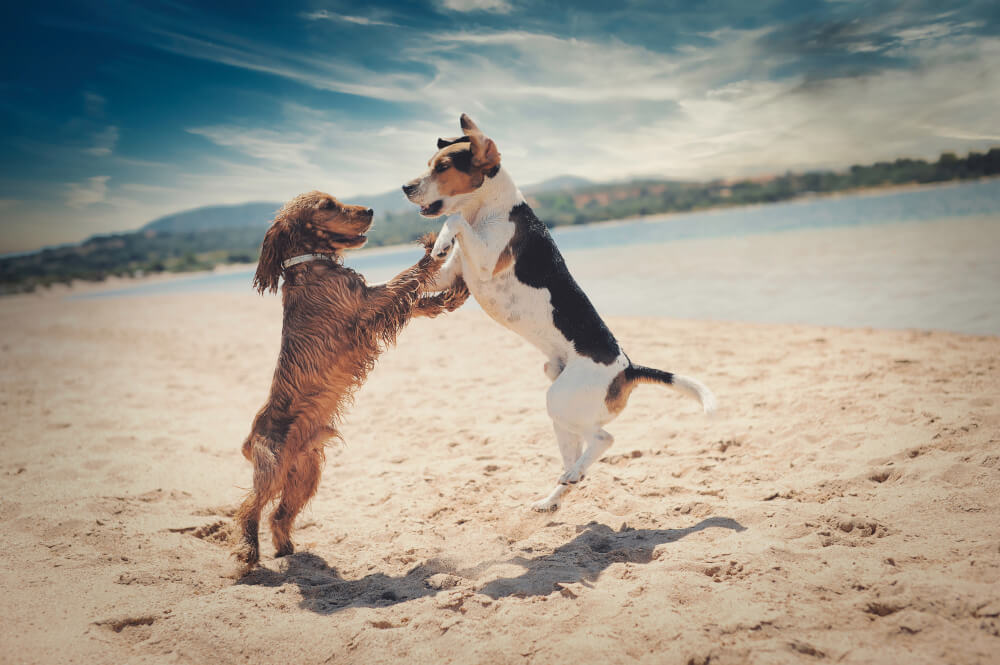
(508, 203), (620, 364)
(437, 135), (471, 149)
(449, 149), (474, 173)
(624, 364), (674, 385)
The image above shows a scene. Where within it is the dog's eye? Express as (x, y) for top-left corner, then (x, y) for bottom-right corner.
(435, 162), (450, 173)
(317, 199), (333, 209)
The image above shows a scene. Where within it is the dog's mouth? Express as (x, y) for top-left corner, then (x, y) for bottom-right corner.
(330, 232), (368, 248)
(336, 217), (373, 246)
(419, 200), (443, 217)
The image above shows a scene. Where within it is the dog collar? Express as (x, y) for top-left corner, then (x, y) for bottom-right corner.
(281, 254), (336, 270)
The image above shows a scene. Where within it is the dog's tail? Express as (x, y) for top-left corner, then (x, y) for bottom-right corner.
(625, 364), (717, 415)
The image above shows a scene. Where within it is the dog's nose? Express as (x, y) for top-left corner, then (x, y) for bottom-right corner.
(402, 183), (418, 197)
(365, 208), (374, 216)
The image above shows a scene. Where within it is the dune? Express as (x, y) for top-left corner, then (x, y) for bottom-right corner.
(1, 288), (998, 664)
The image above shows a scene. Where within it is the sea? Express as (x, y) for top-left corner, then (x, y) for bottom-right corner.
(75, 179), (1000, 335)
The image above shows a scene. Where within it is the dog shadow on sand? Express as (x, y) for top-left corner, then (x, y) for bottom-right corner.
(238, 516), (746, 614)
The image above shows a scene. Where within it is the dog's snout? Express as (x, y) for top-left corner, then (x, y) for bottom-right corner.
(365, 208), (374, 216)
(402, 182), (418, 198)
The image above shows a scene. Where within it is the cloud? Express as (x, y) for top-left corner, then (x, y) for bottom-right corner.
(85, 125), (119, 156)
(439, 0), (512, 13)
(65, 176), (110, 208)
(407, 29), (764, 104)
(186, 125), (313, 165)
(620, 36), (1000, 179)
(146, 27), (425, 101)
(759, 10), (989, 78)
(121, 21), (1000, 198)
(183, 104), (449, 201)
(83, 91), (106, 116)
(300, 9), (398, 27)
(388, 27), (1000, 183)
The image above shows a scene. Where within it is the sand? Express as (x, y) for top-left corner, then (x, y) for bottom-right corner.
(1, 287), (998, 664)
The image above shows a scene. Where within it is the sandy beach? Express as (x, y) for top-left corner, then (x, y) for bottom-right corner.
(1, 286), (999, 664)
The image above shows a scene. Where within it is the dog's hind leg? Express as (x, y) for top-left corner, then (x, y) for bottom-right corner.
(553, 422), (582, 472)
(234, 434), (281, 572)
(270, 444), (325, 558)
(559, 428), (614, 485)
(531, 423), (581, 512)
(530, 424), (610, 512)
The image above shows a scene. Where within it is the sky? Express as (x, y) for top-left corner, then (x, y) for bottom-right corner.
(1, 0), (999, 253)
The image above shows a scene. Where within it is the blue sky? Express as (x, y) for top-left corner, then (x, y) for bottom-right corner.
(1, 0), (999, 253)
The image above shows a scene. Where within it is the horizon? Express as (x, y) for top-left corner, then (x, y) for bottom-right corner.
(2, 1), (999, 253)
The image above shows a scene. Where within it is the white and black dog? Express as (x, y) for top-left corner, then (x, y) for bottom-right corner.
(403, 114), (717, 511)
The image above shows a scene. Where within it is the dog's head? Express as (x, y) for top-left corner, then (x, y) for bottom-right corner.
(401, 114), (502, 218)
(253, 190), (374, 294)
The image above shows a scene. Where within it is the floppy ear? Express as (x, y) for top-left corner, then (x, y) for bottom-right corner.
(253, 220), (288, 294)
(469, 134), (500, 170)
(459, 114), (501, 171)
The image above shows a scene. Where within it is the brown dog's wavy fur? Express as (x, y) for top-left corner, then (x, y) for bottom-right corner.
(234, 191), (468, 572)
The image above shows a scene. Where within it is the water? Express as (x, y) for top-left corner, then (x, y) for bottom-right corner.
(75, 179), (1000, 334)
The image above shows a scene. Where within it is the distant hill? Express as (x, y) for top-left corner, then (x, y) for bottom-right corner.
(522, 175), (591, 193)
(142, 202), (280, 233)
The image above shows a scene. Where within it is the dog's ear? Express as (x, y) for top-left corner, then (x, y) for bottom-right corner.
(470, 134), (500, 171)
(459, 114), (501, 172)
(253, 219), (289, 294)
(459, 114), (480, 135)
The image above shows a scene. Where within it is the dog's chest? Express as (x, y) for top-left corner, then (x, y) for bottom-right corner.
(464, 263), (567, 355)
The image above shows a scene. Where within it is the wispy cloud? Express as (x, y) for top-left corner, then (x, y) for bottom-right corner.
(146, 27), (425, 101)
(65, 175), (110, 208)
(439, 0), (512, 14)
(85, 125), (119, 156)
(83, 91), (106, 116)
(300, 9), (398, 27)
(184, 103), (448, 200)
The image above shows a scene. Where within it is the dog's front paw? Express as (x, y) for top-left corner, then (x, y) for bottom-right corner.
(432, 221), (458, 259)
(434, 237), (456, 259)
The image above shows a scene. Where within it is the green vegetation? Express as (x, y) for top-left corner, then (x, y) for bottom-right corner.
(531, 148), (1000, 226)
(2, 148), (998, 294)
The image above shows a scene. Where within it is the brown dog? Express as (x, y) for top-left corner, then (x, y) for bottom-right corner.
(234, 190), (467, 571)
